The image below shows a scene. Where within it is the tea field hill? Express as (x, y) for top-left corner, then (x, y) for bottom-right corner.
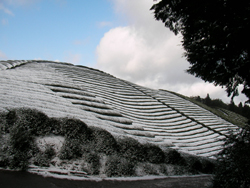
(0, 60), (240, 159)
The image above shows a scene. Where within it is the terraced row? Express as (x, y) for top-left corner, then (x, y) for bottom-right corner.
(0, 60), (239, 157)
(51, 63), (229, 157)
(0, 60), (29, 70)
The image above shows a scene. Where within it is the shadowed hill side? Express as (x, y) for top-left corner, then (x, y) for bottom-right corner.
(0, 60), (239, 158)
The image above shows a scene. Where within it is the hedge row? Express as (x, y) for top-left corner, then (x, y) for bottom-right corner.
(0, 108), (216, 175)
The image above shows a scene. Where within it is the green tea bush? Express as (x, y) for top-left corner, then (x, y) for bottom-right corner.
(46, 117), (62, 135)
(6, 108), (49, 135)
(7, 119), (34, 170)
(0, 134), (11, 168)
(140, 162), (159, 175)
(117, 137), (146, 162)
(44, 145), (56, 159)
(61, 118), (91, 140)
(164, 149), (186, 166)
(34, 152), (51, 167)
(82, 152), (100, 175)
(199, 157), (216, 174)
(89, 127), (118, 155)
(212, 128), (250, 188)
(0, 111), (8, 133)
(59, 138), (83, 160)
(0, 107), (215, 176)
(164, 164), (191, 176)
(184, 155), (202, 173)
(8, 149), (30, 170)
(105, 154), (135, 177)
(144, 144), (165, 164)
(33, 144), (55, 167)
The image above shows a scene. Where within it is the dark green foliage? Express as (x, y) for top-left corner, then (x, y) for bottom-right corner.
(61, 118), (91, 140)
(46, 118), (62, 135)
(6, 108), (49, 135)
(199, 157), (216, 174)
(7, 119), (34, 170)
(0, 156), (9, 168)
(192, 95), (250, 122)
(33, 145), (55, 167)
(59, 139), (83, 160)
(34, 153), (51, 167)
(151, 0), (250, 102)
(89, 127), (118, 155)
(0, 111), (8, 133)
(141, 163), (159, 175)
(164, 149), (186, 166)
(82, 152), (100, 175)
(0, 107), (212, 176)
(184, 155), (203, 173)
(8, 150), (30, 170)
(117, 137), (146, 162)
(212, 128), (250, 188)
(144, 144), (165, 164)
(44, 145), (56, 159)
(105, 154), (136, 177)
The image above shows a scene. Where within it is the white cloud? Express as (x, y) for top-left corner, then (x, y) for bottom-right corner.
(95, 0), (247, 104)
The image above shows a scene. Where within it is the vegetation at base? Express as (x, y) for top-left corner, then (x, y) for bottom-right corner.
(0, 107), (216, 176)
(212, 127), (250, 188)
(33, 145), (56, 167)
(81, 152), (100, 175)
(105, 154), (136, 177)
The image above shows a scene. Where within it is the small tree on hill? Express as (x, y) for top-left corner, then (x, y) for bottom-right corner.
(204, 94), (212, 106)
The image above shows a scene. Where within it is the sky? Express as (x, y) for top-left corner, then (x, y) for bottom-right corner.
(0, 0), (248, 105)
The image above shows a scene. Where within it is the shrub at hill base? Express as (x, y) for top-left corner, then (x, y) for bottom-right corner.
(89, 126), (118, 155)
(0, 107), (216, 177)
(117, 137), (147, 162)
(34, 145), (56, 167)
(144, 143), (165, 164)
(6, 108), (49, 135)
(0, 108), (51, 170)
(105, 154), (136, 177)
(212, 127), (250, 188)
(82, 152), (100, 175)
(164, 149), (186, 166)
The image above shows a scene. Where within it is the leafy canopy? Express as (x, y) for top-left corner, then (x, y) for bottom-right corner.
(213, 127), (250, 188)
(151, 0), (250, 102)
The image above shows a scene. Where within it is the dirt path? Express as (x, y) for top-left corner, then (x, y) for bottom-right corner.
(0, 170), (213, 188)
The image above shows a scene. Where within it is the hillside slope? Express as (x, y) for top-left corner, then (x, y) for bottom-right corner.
(0, 60), (239, 158)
